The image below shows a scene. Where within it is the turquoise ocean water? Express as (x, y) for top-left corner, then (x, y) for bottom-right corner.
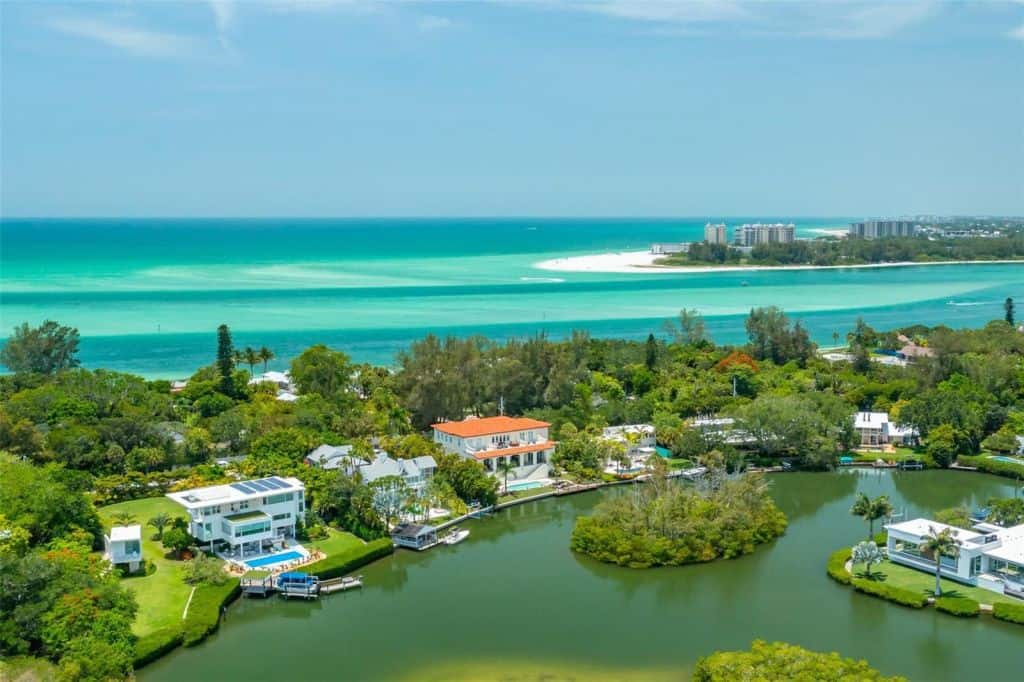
(2, 218), (1023, 377)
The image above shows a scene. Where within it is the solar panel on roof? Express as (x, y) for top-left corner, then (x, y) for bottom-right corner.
(248, 480), (271, 492)
(257, 478), (280, 490)
(230, 483), (255, 494)
(268, 477), (290, 488)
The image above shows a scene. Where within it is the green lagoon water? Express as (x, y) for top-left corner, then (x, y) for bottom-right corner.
(138, 470), (1022, 681)
(3, 218), (1023, 376)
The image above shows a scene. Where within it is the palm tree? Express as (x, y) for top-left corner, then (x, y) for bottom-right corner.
(497, 460), (515, 494)
(242, 347), (260, 377)
(851, 540), (884, 580)
(147, 513), (171, 540)
(111, 511), (136, 526)
(850, 493), (894, 541)
(919, 526), (962, 596)
(258, 346), (275, 372)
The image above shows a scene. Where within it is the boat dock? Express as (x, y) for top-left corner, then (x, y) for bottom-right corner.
(241, 571), (363, 599)
(320, 575), (363, 594)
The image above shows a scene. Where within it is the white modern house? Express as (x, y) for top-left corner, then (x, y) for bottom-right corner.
(433, 415), (555, 481)
(104, 525), (142, 572)
(885, 518), (1024, 599)
(166, 476), (305, 559)
(853, 411), (918, 447)
(602, 424), (656, 458)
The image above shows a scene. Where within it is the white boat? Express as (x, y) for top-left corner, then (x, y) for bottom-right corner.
(442, 528), (470, 545)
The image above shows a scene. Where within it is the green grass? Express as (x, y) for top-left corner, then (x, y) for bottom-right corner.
(498, 485), (554, 504)
(222, 510), (269, 522)
(306, 527), (365, 555)
(0, 656), (60, 682)
(97, 497), (195, 638)
(853, 559), (1022, 606)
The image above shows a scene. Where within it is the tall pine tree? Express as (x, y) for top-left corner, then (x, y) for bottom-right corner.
(217, 324), (235, 395)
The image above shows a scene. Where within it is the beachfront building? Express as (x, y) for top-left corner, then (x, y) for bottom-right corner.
(885, 518), (1024, 599)
(704, 223), (727, 245)
(167, 476), (305, 559)
(733, 222), (795, 247)
(433, 415), (555, 481)
(104, 525), (142, 572)
(853, 411), (918, 447)
(650, 242), (691, 256)
(848, 220), (918, 239)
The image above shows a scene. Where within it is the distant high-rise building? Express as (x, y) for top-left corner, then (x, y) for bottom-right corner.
(733, 223), (795, 247)
(704, 222), (727, 245)
(848, 220), (918, 239)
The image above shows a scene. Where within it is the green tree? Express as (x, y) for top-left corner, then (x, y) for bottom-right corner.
(0, 320), (81, 375)
(161, 527), (193, 558)
(496, 459), (515, 493)
(918, 526), (961, 596)
(216, 324), (235, 396)
(851, 540), (884, 580)
(290, 344), (353, 401)
(147, 513), (172, 540)
(849, 493), (894, 540)
(693, 640), (901, 682)
(986, 497), (1024, 526)
(258, 346), (276, 372)
(644, 333), (658, 369)
(241, 347), (260, 376)
(111, 510), (136, 526)
(0, 456), (103, 547)
(1005, 297), (1015, 326)
(933, 506), (971, 529)
(925, 424), (959, 468)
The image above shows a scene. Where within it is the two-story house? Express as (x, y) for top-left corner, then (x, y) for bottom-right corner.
(104, 525), (142, 572)
(432, 415), (555, 481)
(166, 476), (305, 559)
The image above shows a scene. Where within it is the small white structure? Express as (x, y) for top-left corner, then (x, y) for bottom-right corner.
(167, 477), (305, 560)
(602, 424), (656, 458)
(886, 518), (1024, 599)
(854, 412), (917, 447)
(249, 370), (292, 389)
(433, 416), (555, 481)
(104, 525), (142, 572)
(690, 416), (757, 446)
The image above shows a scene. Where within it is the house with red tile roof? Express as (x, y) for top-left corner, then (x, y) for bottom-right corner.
(432, 415), (556, 481)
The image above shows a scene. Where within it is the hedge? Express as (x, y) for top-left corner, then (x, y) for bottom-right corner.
(182, 579), (241, 646)
(827, 548), (852, 585)
(957, 455), (1024, 480)
(851, 578), (929, 608)
(301, 537), (394, 580)
(133, 627), (184, 668)
(934, 596), (979, 617)
(992, 601), (1024, 625)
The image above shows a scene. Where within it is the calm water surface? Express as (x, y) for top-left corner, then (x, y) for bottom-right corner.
(139, 471), (1022, 681)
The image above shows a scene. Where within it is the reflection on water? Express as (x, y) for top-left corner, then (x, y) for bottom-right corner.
(139, 471), (1022, 682)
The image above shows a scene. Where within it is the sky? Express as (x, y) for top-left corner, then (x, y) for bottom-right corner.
(1, 0), (1022, 218)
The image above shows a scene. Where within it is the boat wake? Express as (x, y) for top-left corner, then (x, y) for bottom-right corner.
(519, 276), (566, 283)
(946, 300), (996, 307)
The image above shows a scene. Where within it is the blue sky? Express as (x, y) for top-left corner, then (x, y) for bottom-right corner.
(2, 1), (1021, 217)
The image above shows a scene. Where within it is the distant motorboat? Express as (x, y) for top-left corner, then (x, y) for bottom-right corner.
(442, 528), (470, 545)
(741, 281), (749, 287)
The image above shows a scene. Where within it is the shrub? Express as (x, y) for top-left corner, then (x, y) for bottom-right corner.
(826, 547), (852, 585)
(181, 579), (241, 647)
(935, 596), (980, 617)
(183, 553), (229, 586)
(851, 578), (929, 608)
(693, 640), (903, 681)
(992, 601), (1024, 625)
(302, 537), (393, 580)
(133, 628), (184, 669)
(957, 454), (1024, 480)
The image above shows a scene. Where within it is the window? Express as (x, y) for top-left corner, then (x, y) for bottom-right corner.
(971, 555), (982, 576)
(525, 452), (534, 465)
(234, 520), (271, 537)
(266, 492), (294, 505)
(123, 540), (140, 555)
(537, 451), (547, 464)
(240, 501), (250, 510)
(273, 512), (291, 521)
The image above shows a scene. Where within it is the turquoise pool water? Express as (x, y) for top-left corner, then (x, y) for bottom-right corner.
(988, 455), (1024, 465)
(244, 550), (303, 569)
(656, 446), (672, 458)
(506, 481), (544, 492)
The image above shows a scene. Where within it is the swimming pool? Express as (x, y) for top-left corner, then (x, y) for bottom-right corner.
(244, 550), (304, 569)
(506, 481), (544, 492)
(656, 446), (672, 458)
(988, 455), (1024, 465)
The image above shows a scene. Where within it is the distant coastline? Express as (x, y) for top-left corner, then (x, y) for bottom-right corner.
(534, 251), (1024, 274)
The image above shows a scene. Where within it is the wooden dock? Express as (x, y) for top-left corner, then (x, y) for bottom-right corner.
(320, 575), (363, 594)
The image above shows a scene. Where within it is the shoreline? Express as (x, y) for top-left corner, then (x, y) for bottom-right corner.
(533, 251), (1024, 274)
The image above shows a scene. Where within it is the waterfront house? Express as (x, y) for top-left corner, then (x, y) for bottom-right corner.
(166, 476), (305, 559)
(433, 415), (555, 481)
(853, 412), (917, 447)
(690, 416), (757, 446)
(391, 522), (438, 550)
(306, 445), (436, 491)
(602, 424), (656, 458)
(885, 518), (1024, 599)
(305, 444), (358, 470)
(104, 525), (142, 572)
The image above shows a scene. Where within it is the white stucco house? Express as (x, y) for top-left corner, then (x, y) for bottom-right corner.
(104, 525), (142, 572)
(433, 415), (555, 481)
(166, 476), (305, 560)
(885, 518), (1024, 599)
(854, 411), (918, 447)
(602, 424), (656, 458)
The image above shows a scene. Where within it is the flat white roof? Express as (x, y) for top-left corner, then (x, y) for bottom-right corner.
(166, 476), (304, 509)
(984, 524), (1024, 565)
(109, 525), (141, 541)
(854, 411), (889, 429)
(886, 518), (982, 542)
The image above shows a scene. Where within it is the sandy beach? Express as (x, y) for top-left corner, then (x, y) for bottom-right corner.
(534, 251), (1024, 275)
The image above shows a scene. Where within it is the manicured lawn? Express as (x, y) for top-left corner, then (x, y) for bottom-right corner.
(97, 497), (195, 637)
(854, 559), (1022, 606)
(498, 485), (554, 504)
(307, 528), (365, 555)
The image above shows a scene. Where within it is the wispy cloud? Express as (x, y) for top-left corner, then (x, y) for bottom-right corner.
(207, 0), (236, 53)
(48, 17), (195, 58)
(1009, 23), (1024, 40)
(802, 1), (938, 39)
(575, 0), (750, 25)
(418, 15), (455, 33)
